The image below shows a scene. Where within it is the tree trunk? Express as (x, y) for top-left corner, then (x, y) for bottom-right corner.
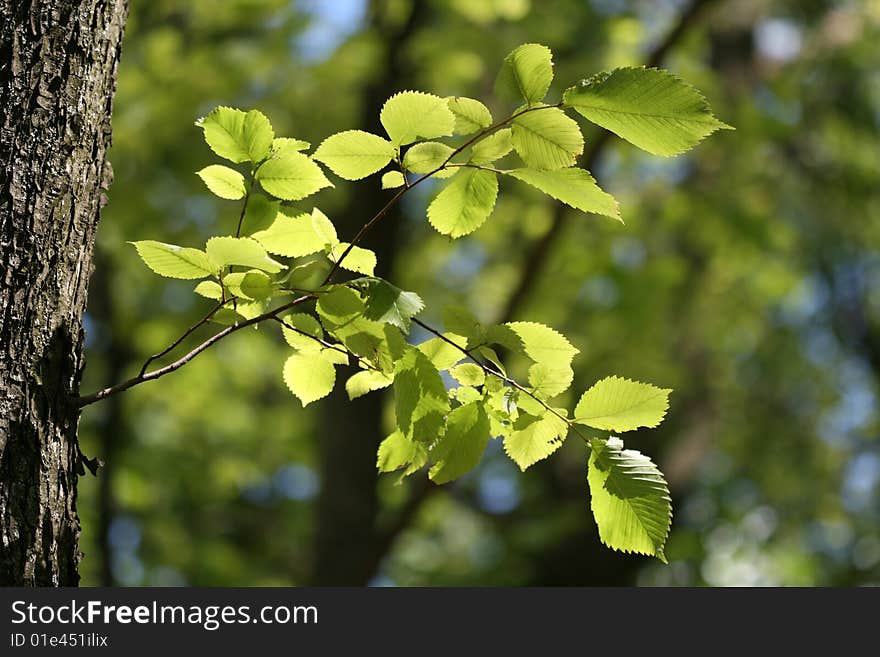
(0, 0), (128, 585)
(309, 0), (426, 585)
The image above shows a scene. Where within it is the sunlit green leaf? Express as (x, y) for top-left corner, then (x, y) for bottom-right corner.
(449, 363), (485, 387)
(429, 401), (491, 484)
(504, 410), (568, 471)
(495, 43), (554, 105)
(394, 347), (450, 443)
(193, 280), (223, 300)
(328, 243), (376, 276)
(313, 130), (395, 180)
(563, 67), (732, 156)
(381, 171), (405, 189)
(471, 128), (513, 165)
(256, 148), (333, 200)
(362, 279), (424, 331)
(511, 106), (584, 169)
(251, 211), (325, 257)
(506, 168), (620, 221)
(130, 241), (217, 279)
(196, 165), (247, 200)
(447, 96), (493, 135)
(283, 351), (336, 407)
(403, 141), (455, 174)
(281, 313), (324, 351)
(574, 376), (671, 431)
(346, 369), (393, 400)
(205, 236), (283, 273)
(198, 107), (274, 163)
(380, 91), (455, 145)
(427, 168), (498, 238)
(377, 430), (428, 477)
(588, 437), (672, 561)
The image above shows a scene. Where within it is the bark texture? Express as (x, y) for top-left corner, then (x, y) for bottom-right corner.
(0, 0), (127, 585)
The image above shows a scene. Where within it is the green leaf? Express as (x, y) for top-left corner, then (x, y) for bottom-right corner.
(316, 286), (365, 328)
(447, 96), (493, 135)
(272, 137), (310, 152)
(281, 313), (324, 351)
(205, 237), (283, 273)
(452, 386), (482, 405)
(504, 410), (568, 471)
(346, 369), (393, 400)
(380, 91), (455, 145)
(196, 165), (247, 200)
(283, 351), (336, 407)
(394, 347), (450, 443)
(403, 141), (455, 174)
(256, 148), (333, 200)
(441, 306), (485, 344)
(429, 401), (491, 484)
(427, 168), (498, 238)
(310, 207), (338, 246)
(476, 346), (507, 376)
(241, 193), (280, 234)
(327, 243), (376, 276)
(362, 279), (424, 331)
(417, 333), (467, 371)
(495, 43), (554, 105)
(527, 362), (573, 400)
(449, 363), (485, 387)
(488, 321), (579, 371)
(563, 67), (733, 156)
(471, 128), (513, 165)
(313, 130), (396, 180)
(223, 270), (272, 300)
(198, 107), (275, 163)
(377, 430), (428, 477)
(251, 211), (325, 257)
(381, 171), (405, 189)
(506, 168), (620, 221)
(574, 376), (671, 431)
(511, 107), (584, 169)
(321, 347), (349, 366)
(130, 241), (217, 279)
(194, 280), (223, 299)
(588, 437), (672, 561)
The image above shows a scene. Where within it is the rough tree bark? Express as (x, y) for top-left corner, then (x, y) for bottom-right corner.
(0, 0), (128, 585)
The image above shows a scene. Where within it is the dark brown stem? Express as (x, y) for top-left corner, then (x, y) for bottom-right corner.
(77, 295), (313, 407)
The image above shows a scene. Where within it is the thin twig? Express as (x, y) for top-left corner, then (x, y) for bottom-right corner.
(77, 295), (314, 407)
(270, 316), (383, 373)
(138, 300), (227, 377)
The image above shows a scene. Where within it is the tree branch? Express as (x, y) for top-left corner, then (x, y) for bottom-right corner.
(138, 299), (227, 377)
(371, 0), (720, 579)
(77, 295), (314, 407)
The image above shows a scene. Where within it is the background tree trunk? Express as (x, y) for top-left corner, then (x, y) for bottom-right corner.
(309, 0), (426, 585)
(0, 0), (128, 585)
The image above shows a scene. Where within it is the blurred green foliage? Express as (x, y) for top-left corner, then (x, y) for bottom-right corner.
(78, 0), (880, 586)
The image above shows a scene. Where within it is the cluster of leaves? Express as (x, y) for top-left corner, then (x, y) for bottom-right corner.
(130, 44), (728, 561)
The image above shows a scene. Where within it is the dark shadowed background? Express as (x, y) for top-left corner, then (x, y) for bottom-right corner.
(76, 0), (880, 586)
